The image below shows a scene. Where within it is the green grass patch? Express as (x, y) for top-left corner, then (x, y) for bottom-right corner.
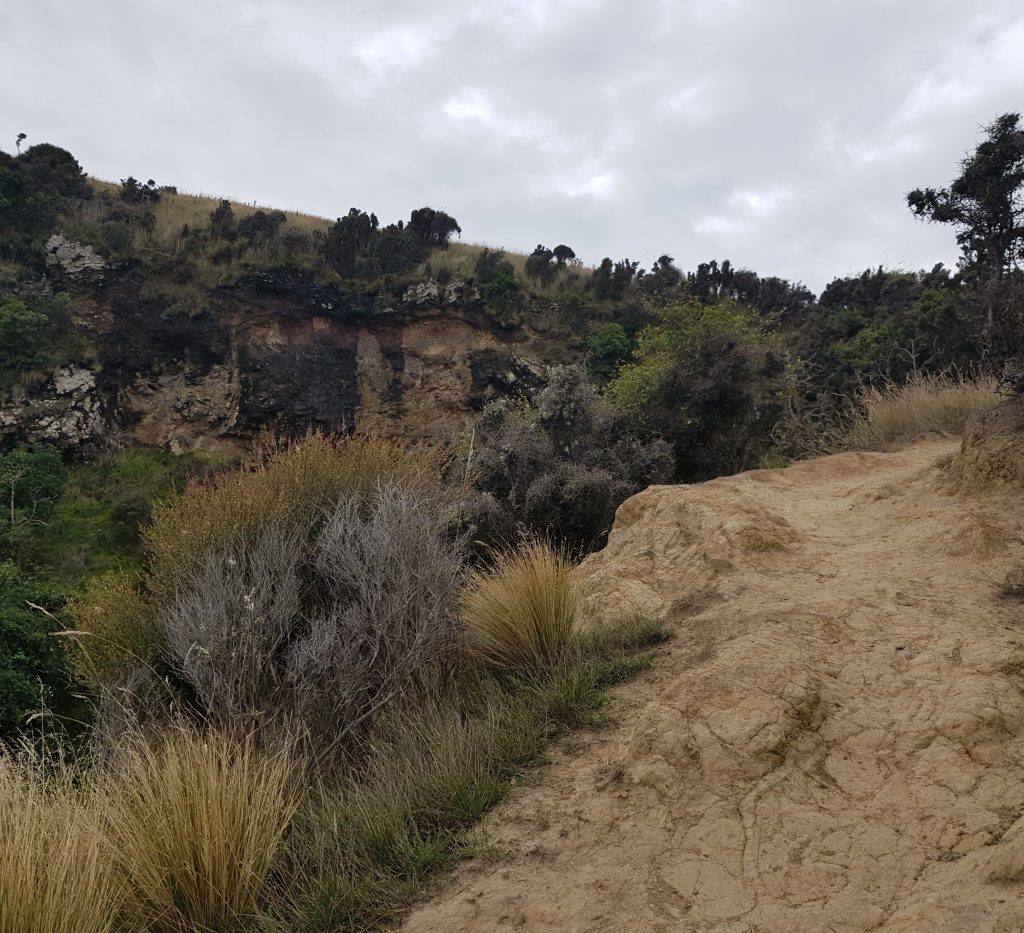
(274, 615), (671, 932)
(21, 447), (215, 585)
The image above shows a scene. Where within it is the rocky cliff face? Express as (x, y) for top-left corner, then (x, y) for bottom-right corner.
(1, 265), (550, 455)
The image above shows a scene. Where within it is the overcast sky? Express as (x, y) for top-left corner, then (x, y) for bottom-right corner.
(3, 0), (1023, 292)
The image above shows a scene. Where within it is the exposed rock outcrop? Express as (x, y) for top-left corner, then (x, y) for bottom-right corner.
(0, 366), (108, 452)
(44, 234), (106, 282)
(0, 272), (551, 452)
(402, 279), (440, 308)
(955, 393), (1024, 488)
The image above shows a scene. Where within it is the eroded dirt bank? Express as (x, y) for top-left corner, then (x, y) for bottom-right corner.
(405, 439), (1024, 932)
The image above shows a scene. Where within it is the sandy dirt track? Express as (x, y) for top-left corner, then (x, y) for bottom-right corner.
(405, 439), (1024, 932)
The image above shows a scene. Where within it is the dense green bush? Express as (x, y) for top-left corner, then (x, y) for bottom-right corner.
(608, 297), (792, 479)
(0, 144), (90, 261)
(0, 560), (65, 737)
(0, 298), (49, 374)
(793, 265), (985, 398)
(0, 293), (80, 391)
(0, 444), (67, 548)
(325, 205), (460, 277)
(585, 322), (631, 378)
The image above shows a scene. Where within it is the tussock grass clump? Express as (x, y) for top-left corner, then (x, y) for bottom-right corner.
(1, 732), (297, 933)
(460, 541), (578, 673)
(0, 751), (121, 933)
(842, 372), (1001, 450)
(102, 730), (298, 933)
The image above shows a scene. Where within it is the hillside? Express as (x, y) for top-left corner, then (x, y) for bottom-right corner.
(405, 435), (1024, 931)
(3, 131), (1024, 932)
(2, 140), (1002, 460)
(2, 180), (598, 455)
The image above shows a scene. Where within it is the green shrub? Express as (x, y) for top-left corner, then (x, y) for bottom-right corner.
(0, 299), (49, 376)
(108, 493), (152, 548)
(607, 297), (792, 479)
(585, 322), (631, 378)
(0, 561), (65, 738)
(0, 445), (66, 552)
(0, 294), (80, 393)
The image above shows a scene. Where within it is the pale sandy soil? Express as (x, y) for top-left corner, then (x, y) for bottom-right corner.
(405, 439), (1024, 932)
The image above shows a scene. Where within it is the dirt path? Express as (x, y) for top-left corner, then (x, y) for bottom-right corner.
(405, 439), (1024, 932)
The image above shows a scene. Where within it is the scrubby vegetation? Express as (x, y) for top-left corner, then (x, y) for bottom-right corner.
(1, 110), (1023, 927)
(2, 432), (669, 931)
(465, 365), (673, 551)
(607, 297), (791, 478)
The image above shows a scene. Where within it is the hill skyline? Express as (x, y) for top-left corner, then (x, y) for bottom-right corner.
(5, 0), (1023, 290)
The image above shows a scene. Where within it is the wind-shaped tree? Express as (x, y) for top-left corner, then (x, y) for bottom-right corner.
(907, 112), (1024, 350)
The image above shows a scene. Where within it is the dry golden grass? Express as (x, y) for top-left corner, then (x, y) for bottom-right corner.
(418, 241), (593, 298)
(460, 541), (579, 673)
(89, 178), (331, 251)
(0, 719), (369, 933)
(0, 751), (122, 933)
(149, 191), (330, 259)
(102, 729), (298, 933)
(842, 372), (1002, 450)
(1, 731), (297, 933)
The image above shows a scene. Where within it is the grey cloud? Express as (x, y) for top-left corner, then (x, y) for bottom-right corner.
(2, 0), (1023, 290)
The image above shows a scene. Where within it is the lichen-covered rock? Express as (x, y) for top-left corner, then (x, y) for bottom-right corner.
(402, 279), (440, 308)
(0, 365), (107, 450)
(444, 279), (481, 307)
(44, 234), (106, 281)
